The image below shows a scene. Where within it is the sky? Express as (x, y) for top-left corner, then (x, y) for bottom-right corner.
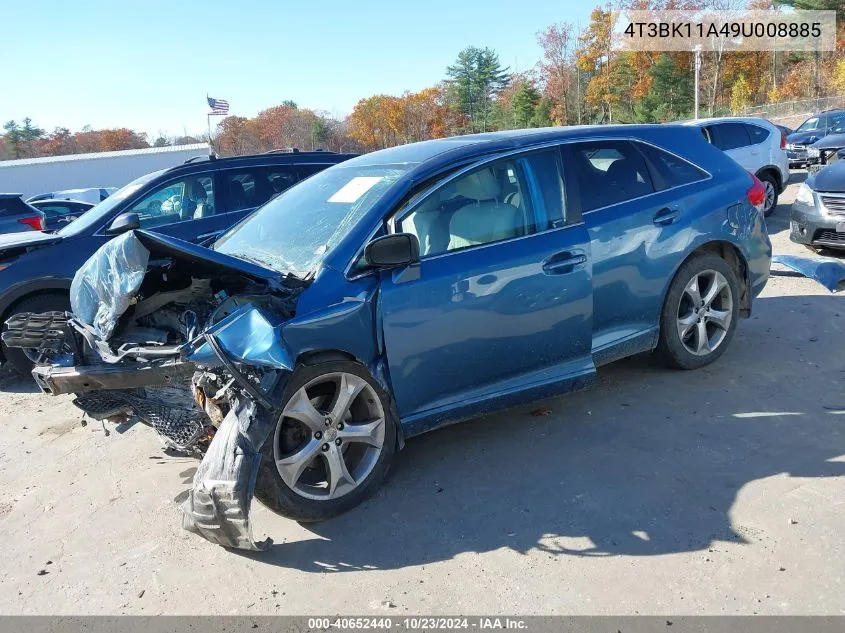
(1, 0), (595, 139)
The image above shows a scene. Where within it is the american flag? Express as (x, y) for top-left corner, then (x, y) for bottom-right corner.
(207, 96), (229, 115)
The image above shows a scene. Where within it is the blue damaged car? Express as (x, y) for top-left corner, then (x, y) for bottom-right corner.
(4, 126), (771, 551)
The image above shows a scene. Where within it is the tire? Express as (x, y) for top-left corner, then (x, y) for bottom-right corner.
(655, 254), (740, 370)
(254, 359), (397, 522)
(758, 172), (779, 217)
(2, 293), (70, 376)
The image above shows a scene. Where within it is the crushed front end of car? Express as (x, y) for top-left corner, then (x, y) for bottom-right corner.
(2, 230), (308, 550)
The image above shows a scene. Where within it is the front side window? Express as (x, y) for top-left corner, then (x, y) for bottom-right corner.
(709, 123), (751, 151)
(127, 175), (215, 228)
(566, 140), (654, 212)
(398, 150), (566, 258)
(828, 114), (845, 134)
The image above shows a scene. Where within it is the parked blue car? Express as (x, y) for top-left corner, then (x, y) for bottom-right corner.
(7, 126), (771, 550)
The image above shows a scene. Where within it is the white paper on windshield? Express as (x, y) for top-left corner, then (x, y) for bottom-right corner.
(328, 176), (383, 203)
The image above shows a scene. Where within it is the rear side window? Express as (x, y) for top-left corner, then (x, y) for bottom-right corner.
(225, 167), (298, 212)
(564, 140), (654, 212)
(635, 142), (709, 190)
(746, 124), (770, 144)
(37, 204), (77, 217)
(709, 123), (751, 151)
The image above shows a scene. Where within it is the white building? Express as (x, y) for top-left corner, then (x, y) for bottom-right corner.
(0, 143), (211, 198)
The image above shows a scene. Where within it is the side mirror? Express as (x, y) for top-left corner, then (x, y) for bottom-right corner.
(106, 212), (141, 235)
(364, 233), (420, 269)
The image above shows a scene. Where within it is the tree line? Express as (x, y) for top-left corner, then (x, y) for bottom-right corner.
(3, 0), (843, 160)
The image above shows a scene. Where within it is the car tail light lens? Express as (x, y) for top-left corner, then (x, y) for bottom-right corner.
(18, 216), (44, 231)
(747, 173), (766, 211)
(780, 130), (787, 149)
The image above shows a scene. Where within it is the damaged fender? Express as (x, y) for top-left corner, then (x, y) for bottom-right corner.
(182, 393), (281, 551)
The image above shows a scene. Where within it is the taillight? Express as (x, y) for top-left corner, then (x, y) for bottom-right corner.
(747, 173), (766, 210)
(18, 216), (44, 231)
(780, 130), (787, 149)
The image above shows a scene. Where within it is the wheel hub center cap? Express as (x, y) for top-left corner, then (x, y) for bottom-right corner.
(325, 427), (338, 442)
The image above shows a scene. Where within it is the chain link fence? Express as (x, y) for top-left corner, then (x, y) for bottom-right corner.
(743, 96), (845, 122)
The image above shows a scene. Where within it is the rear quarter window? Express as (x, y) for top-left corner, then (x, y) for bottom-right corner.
(636, 142), (709, 190)
(746, 124), (770, 144)
(709, 123), (751, 151)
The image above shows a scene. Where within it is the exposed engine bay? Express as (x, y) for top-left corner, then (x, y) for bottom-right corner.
(2, 230), (306, 551)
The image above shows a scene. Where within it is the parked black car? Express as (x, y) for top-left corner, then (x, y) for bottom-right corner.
(0, 150), (356, 374)
(786, 109), (845, 167)
(29, 199), (94, 231)
(790, 160), (845, 251)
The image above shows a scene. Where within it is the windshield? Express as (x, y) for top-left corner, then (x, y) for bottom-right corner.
(57, 170), (164, 237)
(214, 162), (412, 276)
(797, 117), (822, 132)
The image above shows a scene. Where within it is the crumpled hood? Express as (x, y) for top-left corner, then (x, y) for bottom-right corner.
(70, 230), (286, 340)
(787, 131), (823, 146)
(809, 161), (845, 193)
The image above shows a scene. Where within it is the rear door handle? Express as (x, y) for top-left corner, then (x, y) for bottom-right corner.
(542, 251), (587, 275)
(653, 208), (680, 226)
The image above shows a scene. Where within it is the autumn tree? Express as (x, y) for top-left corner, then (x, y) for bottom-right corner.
(537, 22), (576, 125)
(577, 7), (615, 122)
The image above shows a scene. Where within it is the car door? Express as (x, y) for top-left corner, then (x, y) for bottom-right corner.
(709, 123), (755, 169)
(119, 173), (229, 242)
(377, 148), (594, 426)
(221, 166), (301, 230)
(564, 139), (710, 363)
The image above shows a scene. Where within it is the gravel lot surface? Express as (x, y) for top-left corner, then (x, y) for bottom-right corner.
(0, 173), (843, 615)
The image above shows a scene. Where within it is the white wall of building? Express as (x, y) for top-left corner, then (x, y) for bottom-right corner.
(0, 144), (211, 198)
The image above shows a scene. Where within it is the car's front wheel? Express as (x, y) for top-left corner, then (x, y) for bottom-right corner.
(254, 360), (397, 522)
(656, 254), (740, 370)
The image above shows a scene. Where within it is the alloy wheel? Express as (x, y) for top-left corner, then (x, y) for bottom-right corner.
(676, 269), (733, 357)
(273, 372), (386, 501)
(762, 180), (776, 213)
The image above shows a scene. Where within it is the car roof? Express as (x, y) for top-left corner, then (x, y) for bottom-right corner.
(30, 198), (92, 206)
(343, 125), (673, 168)
(680, 117), (775, 128)
(0, 193), (24, 199)
(160, 150), (358, 177)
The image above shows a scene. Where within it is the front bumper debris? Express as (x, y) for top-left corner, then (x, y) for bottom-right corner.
(771, 254), (845, 293)
(33, 359), (197, 395)
(182, 396), (274, 551)
(73, 389), (206, 451)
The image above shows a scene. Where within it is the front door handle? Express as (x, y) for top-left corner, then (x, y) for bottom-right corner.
(653, 207), (680, 226)
(542, 251), (587, 275)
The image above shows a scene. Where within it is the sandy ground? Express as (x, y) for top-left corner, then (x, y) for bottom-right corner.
(0, 174), (843, 615)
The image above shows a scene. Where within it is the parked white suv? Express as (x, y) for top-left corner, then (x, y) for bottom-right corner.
(682, 117), (790, 216)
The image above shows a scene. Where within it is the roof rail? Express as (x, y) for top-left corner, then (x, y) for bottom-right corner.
(264, 147), (300, 154)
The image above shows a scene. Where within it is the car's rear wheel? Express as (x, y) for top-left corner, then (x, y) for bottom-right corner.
(758, 173), (779, 217)
(656, 254), (740, 370)
(2, 293), (70, 376)
(254, 360), (397, 522)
